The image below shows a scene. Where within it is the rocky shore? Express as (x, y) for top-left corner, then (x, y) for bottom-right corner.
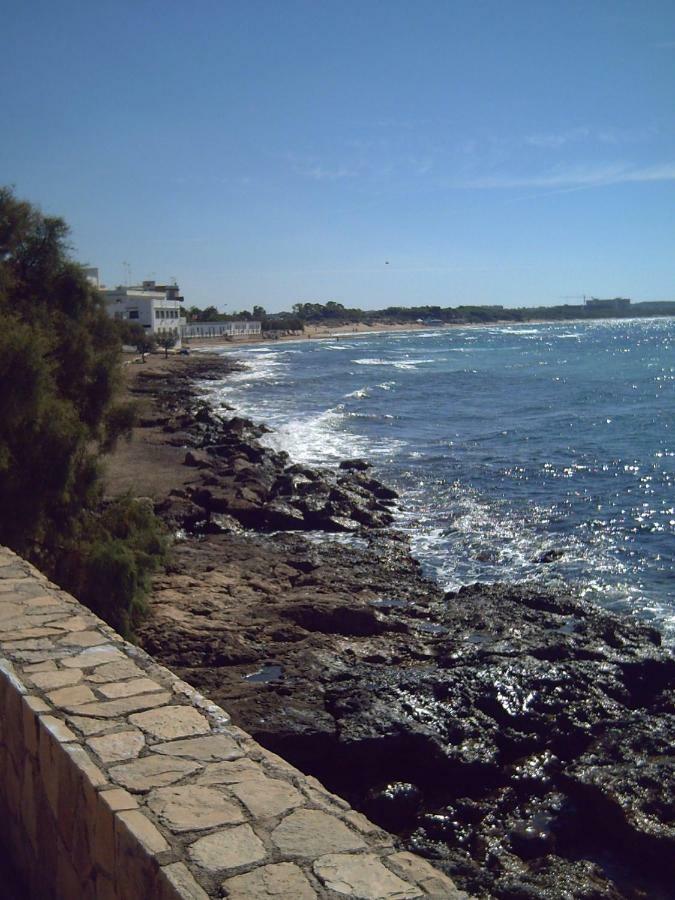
(114, 355), (674, 899)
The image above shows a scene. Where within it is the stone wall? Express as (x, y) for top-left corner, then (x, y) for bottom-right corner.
(0, 547), (466, 899)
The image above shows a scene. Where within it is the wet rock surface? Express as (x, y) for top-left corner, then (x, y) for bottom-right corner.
(132, 358), (674, 900)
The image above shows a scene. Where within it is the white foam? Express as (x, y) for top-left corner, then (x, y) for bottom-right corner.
(352, 358), (391, 366)
(344, 387), (369, 399)
(259, 407), (366, 465)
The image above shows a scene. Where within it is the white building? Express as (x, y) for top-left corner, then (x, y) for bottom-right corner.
(103, 280), (186, 343)
(181, 320), (262, 340)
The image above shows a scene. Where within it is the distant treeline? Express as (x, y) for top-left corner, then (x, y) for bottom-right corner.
(186, 299), (675, 330)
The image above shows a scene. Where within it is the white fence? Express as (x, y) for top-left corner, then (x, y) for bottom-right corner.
(181, 320), (261, 339)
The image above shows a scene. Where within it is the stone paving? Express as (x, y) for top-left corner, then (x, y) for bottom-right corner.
(0, 547), (468, 899)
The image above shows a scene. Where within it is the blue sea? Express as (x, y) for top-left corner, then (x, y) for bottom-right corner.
(204, 318), (675, 644)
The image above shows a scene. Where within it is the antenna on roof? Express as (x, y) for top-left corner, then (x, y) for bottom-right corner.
(122, 261), (131, 286)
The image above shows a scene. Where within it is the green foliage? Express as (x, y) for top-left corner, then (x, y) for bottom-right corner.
(135, 332), (156, 361)
(0, 187), (166, 636)
(0, 187), (122, 552)
(56, 497), (168, 636)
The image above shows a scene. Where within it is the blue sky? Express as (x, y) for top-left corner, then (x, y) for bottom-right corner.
(2, 0), (674, 311)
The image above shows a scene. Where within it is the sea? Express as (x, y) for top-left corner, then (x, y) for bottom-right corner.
(202, 318), (675, 645)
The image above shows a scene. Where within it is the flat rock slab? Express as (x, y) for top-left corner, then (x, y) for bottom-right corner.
(313, 854), (422, 899)
(86, 659), (146, 682)
(147, 785), (245, 832)
(229, 771), (304, 819)
(98, 677), (163, 699)
(222, 862), (317, 899)
(129, 704), (210, 739)
(386, 853), (469, 899)
(68, 691), (172, 717)
(61, 647), (125, 668)
(29, 668), (83, 690)
(109, 755), (200, 792)
(197, 758), (262, 785)
(188, 824), (266, 873)
(46, 684), (96, 707)
(271, 809), (366, 857)
(151, 733), (244, 762)
(87, 730), (146, 763)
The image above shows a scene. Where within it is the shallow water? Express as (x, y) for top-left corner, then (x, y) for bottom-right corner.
(205, 318), (675, 643)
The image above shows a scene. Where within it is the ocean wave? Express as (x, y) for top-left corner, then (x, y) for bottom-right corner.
(259, 406), (406, 465)
(344, 387), (369, 399)
(352, 357), (434, 369)
(352, 358), (391, 366)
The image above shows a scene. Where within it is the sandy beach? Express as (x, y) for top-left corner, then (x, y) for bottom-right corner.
(183, 319), (447, 350)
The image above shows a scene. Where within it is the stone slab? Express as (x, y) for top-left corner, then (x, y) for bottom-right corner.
(98, 678), (164, 699)
(386, 852), (469, 898)
(222, 862), (317, 899)
(147, 786), (245, 833)
(61, 647), (125, 669)
(151, 734), (243, 762)
(159, 862), (210, 900)
(188, 825), (266, 873)
(313, 853), (421, 899)
(129, 705), (210, 740)
(86, 659), (146, 683)
(46, 684), (96, 708)
(109, 756), (200, 792)
(68, 691), (172, 717)
(88, 730), (146, 763)
(29, 668), (84, 691)
(271, 809), (366, 858)
(229, 772), (304, 819)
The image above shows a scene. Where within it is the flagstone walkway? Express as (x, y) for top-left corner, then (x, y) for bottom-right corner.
(0, 547), (467, 899)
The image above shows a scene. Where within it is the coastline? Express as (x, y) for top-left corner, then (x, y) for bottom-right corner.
(183, 313), (675, 351)
(104, 353), (675, 899)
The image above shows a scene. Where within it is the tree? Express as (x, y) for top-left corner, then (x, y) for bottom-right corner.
(135, 332), (156, 362)
(158, 332), (177, 358)
(0, 187), (128, 552)
(0, 188), (166, 634)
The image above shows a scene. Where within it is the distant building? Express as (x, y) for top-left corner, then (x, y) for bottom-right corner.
(585, 297), (631, 313)
(103, 279), (186, 344)
(181, 320), (262, 340)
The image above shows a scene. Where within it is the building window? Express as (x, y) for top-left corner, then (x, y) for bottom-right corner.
(129, 310), (139, 319)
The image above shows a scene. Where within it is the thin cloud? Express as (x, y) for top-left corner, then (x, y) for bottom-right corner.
(523, 127), (591, 149)
(302, 165), (360, 181)
(455, 162), (675, 190)
(286, 153), (362, 181)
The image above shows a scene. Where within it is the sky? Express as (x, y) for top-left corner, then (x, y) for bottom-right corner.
(2, 0), (675, 312)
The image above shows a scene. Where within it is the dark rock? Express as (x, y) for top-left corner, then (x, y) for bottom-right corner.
(282, 602), (385, 636)
(264, 501), (306, 530)
(365, 782), (423, 831)
(538, 548), (564, 563)
(339, 458), (372, 472)
(184, 449), (212, 468)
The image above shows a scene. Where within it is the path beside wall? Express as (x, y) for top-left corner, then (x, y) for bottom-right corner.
(0, 547), (467, 899)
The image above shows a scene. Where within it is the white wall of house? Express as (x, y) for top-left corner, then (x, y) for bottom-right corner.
(104, 287), (186, 344)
